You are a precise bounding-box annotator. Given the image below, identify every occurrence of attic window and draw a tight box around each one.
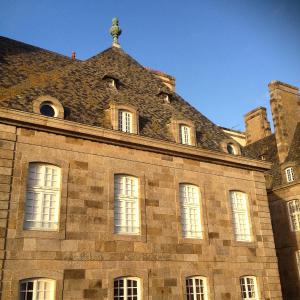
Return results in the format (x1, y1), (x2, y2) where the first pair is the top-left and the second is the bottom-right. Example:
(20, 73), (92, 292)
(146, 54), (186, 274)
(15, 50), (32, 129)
(260, 154), (266, 161)
(40, 102), (57, 117)
(227, 143), (237, 155)
(103, 75), (119, 89)
(33, 96), (64, 119)
(159, 92), (171, 104)
(285, 167), (295, 183)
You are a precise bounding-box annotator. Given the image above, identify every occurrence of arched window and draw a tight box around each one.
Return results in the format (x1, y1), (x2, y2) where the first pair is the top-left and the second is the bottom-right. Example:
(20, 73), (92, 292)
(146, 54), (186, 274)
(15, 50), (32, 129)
(240, 276), (259, 300)
(180, 125), (191, 145)
(180, 184), (202, 239)
(24, 163), (61, 230)
(114, 175), (140, 234)
(230, 191), (252, 241)
(185, 276), (208, 300)
(19, 278), (55, 300)
(227, 143), (236, 155)
(287, 199), (300, 231)
(114, 277), (140, 300)
(118, 110), (132, 133)
(285, 167), (295, 183)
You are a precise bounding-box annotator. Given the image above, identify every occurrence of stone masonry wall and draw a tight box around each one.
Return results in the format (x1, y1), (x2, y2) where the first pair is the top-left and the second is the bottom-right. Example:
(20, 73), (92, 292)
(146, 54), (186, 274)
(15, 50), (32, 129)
(269, 184), (300, 300)
(0, 127), (282, 299)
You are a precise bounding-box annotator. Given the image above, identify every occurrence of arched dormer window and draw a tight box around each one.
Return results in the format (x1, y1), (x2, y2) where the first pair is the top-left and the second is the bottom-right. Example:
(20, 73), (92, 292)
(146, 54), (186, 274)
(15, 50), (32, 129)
(33, 96), (64, 119)
(102, 75), (120, 89)
(106, 103), (139, 134)
(169, 119), (196, 146)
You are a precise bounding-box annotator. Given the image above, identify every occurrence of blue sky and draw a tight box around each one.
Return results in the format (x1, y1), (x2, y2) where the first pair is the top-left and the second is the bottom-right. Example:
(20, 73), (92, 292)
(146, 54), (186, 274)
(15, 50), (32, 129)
(1, 0), (300, 131)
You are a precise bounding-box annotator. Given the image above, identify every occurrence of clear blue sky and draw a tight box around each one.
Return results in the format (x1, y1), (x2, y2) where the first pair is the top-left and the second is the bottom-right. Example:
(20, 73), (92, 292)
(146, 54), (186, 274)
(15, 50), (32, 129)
(1, 0), (300, 131)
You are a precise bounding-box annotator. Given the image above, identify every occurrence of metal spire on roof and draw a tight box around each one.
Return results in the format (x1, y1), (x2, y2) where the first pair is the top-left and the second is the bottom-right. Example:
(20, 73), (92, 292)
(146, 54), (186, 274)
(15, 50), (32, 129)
(109, 17), (122, 48)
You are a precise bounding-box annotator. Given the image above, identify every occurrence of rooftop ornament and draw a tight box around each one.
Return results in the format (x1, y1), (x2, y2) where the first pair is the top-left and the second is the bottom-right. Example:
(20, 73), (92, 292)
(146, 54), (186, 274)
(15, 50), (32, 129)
(110, 17), (122, 48)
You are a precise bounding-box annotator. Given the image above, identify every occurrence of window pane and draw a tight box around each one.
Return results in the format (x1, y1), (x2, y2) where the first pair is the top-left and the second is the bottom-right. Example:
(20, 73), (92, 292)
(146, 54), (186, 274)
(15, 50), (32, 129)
(230, 191), (251, 241)
(114, 277), (140, 300)
(180, 125), (191, 145)
(24, 164), (61, 231)
(114, 175), (140, 234)
(20, 279), (54, 300)
(240, 276), (258, 300)
(288, 200), (300, 231)
(185, 276), (207, 300)
(180, 184), (202, 238)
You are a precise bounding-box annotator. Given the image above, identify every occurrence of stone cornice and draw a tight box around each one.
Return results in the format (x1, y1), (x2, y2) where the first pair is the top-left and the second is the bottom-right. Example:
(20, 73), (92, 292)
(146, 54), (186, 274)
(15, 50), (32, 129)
(0, 108), (271, 171)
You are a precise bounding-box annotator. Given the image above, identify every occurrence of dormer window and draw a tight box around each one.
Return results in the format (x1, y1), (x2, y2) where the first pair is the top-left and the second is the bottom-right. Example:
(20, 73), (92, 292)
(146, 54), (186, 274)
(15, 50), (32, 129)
(285, 167), (295, 183)
(227, 143), (236, 155)
(180, 124), (191, 145)
(33, 95), (64, 119)
(103, 75), (119, 89)
(106, 103), (139, 134)
(118, 110), (132, 133)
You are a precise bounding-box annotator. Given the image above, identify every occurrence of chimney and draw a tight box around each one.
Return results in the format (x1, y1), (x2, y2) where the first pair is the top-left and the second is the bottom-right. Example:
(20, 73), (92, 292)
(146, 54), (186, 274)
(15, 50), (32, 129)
(145, 67), (176, 92)
(72, 51), (76, 60)
(269, 80), (300, 163)
(244, 106), (271, 145)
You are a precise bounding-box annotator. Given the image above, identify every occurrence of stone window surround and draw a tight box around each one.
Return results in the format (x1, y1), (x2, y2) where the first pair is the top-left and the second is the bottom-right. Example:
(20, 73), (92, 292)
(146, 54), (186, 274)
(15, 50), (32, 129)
(180, 269), (212, 300)
(220, 138), (241, 156)
(33, 95), (64, 119)
(239, 275), (260, 300)
(169, 118), (196, 146)
(225, 186), (257, 247)
(108, 103), (139, 134)
(107, 268), (148, 300)
(15, 157), (68, 240)
(107, 168), (146, 243)
(10, 270), (63, 300)
(287, 199), (300, 232)
(175, 179), (208, 245)
(281, 162), (297, 184)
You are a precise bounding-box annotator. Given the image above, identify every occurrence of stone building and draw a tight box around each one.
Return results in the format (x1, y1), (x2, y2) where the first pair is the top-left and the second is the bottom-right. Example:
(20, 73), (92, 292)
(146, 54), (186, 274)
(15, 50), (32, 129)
(244, 81), (300, 300)
(0, 21), (283, 299)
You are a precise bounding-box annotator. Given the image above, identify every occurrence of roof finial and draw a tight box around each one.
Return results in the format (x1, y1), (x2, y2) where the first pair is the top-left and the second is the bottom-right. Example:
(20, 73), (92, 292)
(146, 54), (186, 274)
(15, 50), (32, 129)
(110, 17), (122, 48)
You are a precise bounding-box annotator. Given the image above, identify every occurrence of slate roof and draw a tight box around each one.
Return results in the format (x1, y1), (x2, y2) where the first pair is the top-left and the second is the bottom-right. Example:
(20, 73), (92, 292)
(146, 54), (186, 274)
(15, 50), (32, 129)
(0, 36), (235, 152)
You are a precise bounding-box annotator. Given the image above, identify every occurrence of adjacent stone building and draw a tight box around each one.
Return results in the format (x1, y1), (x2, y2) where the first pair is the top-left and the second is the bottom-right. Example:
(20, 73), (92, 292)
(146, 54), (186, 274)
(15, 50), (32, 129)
(0, 24), (283, 299)
(244, 81), (300, 300)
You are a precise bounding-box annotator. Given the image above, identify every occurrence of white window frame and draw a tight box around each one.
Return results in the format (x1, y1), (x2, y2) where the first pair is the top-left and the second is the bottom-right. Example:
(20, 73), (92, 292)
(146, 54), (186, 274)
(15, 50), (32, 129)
(24, 163), (61, 231)
(285, 167), (295, 183)
(240, 276), (259, 300)
(19, 278), (55, 300)
(296, 250), (300, 278)
(114, 175), (140, 235)
(180, 184), (203, 239)
(230, 191), (252, 242)
(114, 277), (140, 300)
(118, 110), (132, 133)
(180, 125), (191, 145)
(185, 276), (208, 300)
(288, 199), (300, 232)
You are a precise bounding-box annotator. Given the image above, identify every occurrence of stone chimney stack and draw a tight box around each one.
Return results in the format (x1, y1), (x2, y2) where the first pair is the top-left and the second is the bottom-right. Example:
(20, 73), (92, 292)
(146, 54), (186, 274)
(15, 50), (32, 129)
(244, 106), (271, 145)
(269, 80), (300, 163)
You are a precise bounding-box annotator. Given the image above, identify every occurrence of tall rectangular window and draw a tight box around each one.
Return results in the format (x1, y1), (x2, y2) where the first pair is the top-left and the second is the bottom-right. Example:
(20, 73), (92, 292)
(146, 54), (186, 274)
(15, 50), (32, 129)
(118, 110), (132, 133)
(285, 167), (295, 182)
(288, 199), (300, 231)
(20, 278), (55, 300)
(24, 163), (61, 230)
(230, 191), (251, 241)
(114, 175), (140, 234)
(180, 125), (191, 145)
(185, 276), (208, 300)
(296, 250), (300, 278)
(114, 277), (140, 300)
(180, 184), (202, 239)
(240, 276), (259, 300)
